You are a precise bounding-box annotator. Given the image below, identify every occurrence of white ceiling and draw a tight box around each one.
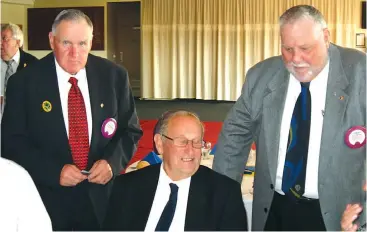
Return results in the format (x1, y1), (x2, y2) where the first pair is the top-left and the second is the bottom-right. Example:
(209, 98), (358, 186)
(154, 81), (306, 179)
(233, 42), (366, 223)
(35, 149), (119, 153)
(0, 0), (34, 5)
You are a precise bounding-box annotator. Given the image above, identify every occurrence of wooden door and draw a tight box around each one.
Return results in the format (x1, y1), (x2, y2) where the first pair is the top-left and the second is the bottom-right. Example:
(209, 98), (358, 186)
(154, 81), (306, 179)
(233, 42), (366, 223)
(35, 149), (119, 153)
(107, 2), (141, 97)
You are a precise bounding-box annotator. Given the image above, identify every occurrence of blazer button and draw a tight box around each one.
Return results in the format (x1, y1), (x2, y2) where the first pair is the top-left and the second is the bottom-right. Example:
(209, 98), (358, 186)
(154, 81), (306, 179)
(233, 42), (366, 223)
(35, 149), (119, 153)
(270, 184), (274, 189)
(264, 208), (268, 213)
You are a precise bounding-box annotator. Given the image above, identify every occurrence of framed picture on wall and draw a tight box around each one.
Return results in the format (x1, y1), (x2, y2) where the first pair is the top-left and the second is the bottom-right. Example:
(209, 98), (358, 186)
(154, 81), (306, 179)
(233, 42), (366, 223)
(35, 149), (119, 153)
(27, 7), (104, 50)
(356, 33), (366, 48)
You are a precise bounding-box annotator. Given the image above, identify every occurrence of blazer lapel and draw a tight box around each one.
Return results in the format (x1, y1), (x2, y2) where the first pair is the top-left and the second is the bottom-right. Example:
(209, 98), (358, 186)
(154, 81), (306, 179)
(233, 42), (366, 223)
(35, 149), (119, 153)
(134, 165), (161, 229)
(40, 53), (71, 160)
(319, 45), (349, 158)
(185, 167), (209, 230)
(262, 67), (289, 183)
(85, 57), (104, 167)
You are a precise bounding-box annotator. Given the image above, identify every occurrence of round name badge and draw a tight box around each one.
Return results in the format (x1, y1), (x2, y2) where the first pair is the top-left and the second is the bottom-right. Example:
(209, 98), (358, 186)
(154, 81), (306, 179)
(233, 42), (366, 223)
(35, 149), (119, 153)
(344, 126), (366, 149)
(101, 118), (117, 138)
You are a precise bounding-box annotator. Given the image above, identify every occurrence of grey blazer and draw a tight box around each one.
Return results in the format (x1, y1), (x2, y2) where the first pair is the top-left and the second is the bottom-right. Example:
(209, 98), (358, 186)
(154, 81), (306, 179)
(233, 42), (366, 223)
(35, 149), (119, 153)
(213, 44), (366, 231)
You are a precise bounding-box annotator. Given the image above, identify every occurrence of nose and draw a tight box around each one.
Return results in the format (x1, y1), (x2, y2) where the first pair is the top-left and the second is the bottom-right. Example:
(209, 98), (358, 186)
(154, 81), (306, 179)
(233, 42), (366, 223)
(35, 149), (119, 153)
(70, 45), (79, 58)
(184, 141), (196, 153)
(292, 49), (303, 64)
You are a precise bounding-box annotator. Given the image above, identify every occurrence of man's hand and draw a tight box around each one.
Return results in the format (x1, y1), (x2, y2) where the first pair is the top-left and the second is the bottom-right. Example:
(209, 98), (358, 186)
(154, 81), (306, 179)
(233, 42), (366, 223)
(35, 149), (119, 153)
(88, 159), (113, 185)
(341, 182), (366, 231)
(60, 164), (87, 186)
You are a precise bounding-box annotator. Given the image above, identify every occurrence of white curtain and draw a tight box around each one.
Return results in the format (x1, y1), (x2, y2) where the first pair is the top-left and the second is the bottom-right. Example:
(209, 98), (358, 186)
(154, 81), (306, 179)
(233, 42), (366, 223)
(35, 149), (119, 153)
(141, 0), (360, 100)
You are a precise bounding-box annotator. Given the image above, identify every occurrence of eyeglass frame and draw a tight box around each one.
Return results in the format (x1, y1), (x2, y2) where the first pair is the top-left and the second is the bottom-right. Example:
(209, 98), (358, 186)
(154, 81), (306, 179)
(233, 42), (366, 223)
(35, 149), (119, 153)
(0, 36), (16, 43)
(161, 134), (205, 149)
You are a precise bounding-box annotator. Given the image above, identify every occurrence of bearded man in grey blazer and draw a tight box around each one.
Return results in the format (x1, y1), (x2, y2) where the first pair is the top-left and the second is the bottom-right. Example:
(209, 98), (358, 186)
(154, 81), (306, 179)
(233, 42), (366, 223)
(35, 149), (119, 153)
(213, 5), (366, 231)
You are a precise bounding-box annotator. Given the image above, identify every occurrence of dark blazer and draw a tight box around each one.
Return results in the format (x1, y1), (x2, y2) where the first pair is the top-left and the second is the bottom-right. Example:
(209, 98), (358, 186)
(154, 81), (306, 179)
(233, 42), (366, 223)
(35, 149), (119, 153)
(1, 52), (143, 227)
(17, 49), (38, 71)
(102, 164), (248, 231)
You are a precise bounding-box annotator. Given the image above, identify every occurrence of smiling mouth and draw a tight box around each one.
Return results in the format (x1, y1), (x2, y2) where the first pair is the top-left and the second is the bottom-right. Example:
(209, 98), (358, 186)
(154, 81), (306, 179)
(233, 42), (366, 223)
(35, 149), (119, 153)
(181, 158), (194, 162)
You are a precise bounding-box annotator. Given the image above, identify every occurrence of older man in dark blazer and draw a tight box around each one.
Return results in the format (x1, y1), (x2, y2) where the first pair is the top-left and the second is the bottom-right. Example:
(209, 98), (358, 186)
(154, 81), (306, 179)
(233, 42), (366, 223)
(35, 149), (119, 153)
(1, 23), (38, 109)
(1, 9), (142, 231)
(102, 110), (247, 231)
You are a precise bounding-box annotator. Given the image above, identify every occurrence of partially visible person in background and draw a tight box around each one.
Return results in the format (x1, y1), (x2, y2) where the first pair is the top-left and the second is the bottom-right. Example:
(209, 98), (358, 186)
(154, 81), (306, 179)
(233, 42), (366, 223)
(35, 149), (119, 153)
(0, 157), (52, 232)
(1, 23), (38, 110)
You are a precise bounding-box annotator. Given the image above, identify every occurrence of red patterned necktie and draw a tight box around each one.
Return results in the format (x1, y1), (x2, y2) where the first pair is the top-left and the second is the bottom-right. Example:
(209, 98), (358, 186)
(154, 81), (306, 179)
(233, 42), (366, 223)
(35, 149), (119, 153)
(68, 77), (89, 170)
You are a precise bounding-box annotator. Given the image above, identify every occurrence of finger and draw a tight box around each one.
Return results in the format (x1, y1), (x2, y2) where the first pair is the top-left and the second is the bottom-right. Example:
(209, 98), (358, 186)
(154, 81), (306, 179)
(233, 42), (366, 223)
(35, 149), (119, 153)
(89, 160), (100, 174)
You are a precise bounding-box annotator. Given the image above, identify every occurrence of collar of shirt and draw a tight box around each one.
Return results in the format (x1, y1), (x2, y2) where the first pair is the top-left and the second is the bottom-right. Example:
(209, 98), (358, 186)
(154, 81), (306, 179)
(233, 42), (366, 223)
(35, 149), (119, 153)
(158, 164), (191, 188)
(1, 49), (20, 68)
(54, 58), (87, 85)
(12, 49), (20, 65)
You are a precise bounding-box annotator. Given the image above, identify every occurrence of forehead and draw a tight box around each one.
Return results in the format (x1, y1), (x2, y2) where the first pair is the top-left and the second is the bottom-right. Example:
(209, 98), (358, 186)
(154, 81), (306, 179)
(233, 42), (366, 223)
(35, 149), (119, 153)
(55, 20), (92, 40)
(1, 29), (13, 37)
(167, 115), (202, 137)
(280, 18), (321, 45)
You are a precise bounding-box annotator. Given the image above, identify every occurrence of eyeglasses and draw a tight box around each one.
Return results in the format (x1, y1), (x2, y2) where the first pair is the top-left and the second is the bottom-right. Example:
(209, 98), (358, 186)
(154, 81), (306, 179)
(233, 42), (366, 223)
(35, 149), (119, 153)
(161, 134), (204, 149)
(0, 37), (15, 43)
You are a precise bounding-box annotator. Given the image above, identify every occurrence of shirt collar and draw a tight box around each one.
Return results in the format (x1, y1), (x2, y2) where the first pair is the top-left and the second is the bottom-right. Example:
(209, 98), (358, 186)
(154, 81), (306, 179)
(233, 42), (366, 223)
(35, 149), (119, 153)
(159, 164), (191, 189)
(290, 60), (330, 89)
(2, 49), (20, 65)
(54, 58), (87, 84)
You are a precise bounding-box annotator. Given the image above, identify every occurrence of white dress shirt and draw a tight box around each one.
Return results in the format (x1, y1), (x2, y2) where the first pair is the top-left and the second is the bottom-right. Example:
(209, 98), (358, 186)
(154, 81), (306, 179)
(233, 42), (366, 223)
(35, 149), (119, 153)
(275, 62), (329, 198)
(55, 59), (92, 143)
(145, 165), (191, 232)
(1, 49), (20, 96)
(0, 157), (53, 232)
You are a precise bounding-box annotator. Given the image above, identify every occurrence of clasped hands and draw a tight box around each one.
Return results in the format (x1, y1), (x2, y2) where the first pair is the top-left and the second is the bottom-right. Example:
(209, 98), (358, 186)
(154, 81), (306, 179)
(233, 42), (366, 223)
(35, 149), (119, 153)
(60, 159), (113, 186)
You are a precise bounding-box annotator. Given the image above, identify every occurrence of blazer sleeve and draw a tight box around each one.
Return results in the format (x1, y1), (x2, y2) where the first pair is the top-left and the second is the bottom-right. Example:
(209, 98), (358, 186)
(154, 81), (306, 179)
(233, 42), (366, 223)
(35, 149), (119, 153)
(212, 68), (257, 183)
(101, 66), (143, 175)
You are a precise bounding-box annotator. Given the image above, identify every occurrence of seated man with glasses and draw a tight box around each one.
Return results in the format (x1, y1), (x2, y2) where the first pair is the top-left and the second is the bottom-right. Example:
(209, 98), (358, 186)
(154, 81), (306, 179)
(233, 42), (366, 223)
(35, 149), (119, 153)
(103, 110), (248, 231)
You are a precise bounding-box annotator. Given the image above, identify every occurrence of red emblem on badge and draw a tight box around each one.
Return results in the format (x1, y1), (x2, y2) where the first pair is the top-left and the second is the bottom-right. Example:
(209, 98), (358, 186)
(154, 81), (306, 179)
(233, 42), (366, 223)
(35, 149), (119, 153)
(344, 126), (366, 149)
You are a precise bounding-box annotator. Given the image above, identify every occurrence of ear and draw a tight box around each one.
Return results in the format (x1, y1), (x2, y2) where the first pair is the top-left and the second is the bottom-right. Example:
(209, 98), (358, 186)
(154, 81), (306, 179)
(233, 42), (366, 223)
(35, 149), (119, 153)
(154, 134), (164, 155)
(323, 28), (330, 48)
(48, 32), (55, 50)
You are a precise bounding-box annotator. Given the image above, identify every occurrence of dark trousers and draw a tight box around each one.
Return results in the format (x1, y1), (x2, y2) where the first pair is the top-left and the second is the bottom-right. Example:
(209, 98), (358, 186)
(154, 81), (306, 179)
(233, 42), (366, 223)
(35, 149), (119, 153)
(49, 181), (100, 231)
(264, 192), (326, 231)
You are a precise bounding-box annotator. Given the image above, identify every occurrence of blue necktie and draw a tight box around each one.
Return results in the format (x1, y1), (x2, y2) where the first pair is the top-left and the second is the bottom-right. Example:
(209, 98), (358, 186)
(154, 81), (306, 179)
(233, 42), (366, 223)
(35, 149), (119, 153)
(282, 82), (311, 199)
(155, 183), (179, 231)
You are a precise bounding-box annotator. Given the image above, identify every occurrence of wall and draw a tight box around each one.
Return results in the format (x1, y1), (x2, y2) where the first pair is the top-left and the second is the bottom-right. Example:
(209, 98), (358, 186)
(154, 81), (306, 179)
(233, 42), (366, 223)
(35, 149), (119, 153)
(1, 1), (33, 52)
(0, 0), (140, 59)
(1, 0), (365, 58)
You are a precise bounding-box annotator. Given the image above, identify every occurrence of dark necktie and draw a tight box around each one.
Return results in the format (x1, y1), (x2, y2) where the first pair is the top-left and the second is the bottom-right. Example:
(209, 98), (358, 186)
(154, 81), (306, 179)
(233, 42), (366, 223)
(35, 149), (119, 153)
(282, 82), (311, 199)
(68, 77), (89, 170)
(155, 183), (179, 231)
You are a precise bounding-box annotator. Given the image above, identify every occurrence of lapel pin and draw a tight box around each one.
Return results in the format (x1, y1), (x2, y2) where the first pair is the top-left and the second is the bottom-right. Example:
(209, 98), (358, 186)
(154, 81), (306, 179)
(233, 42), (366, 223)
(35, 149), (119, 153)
(339, 96), (344, 100)
(24, 63), (27, 68)
(100, 103), (104, 108)
(42, 100), (52, 112)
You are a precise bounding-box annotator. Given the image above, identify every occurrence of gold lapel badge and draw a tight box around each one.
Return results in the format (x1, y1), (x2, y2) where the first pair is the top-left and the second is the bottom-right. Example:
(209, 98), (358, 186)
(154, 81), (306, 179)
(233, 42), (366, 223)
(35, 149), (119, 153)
(42, 101), (52, 112)
(101, 103), (104, 108)
(24, 63), (27, 68)
(339, 96), (344, 101)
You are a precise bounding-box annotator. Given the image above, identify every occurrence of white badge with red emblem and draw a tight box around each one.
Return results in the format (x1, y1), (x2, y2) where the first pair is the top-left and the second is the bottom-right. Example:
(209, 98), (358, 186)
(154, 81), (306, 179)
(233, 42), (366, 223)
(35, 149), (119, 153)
(344, 126), (366, 149)
(101, 118), (117, 138)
